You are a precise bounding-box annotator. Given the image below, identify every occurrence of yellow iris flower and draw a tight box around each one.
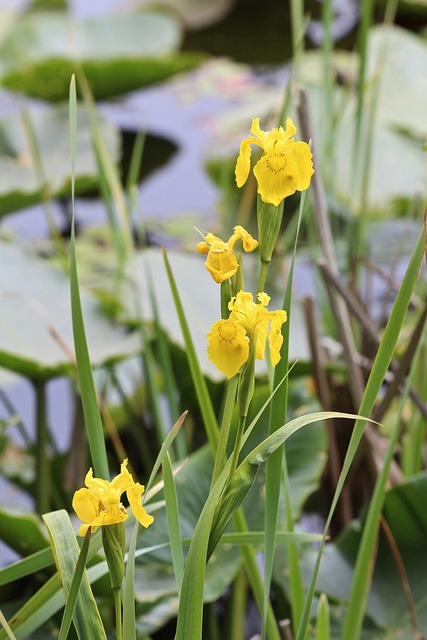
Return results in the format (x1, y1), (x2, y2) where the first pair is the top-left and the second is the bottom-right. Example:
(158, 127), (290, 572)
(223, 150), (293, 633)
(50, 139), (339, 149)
(197, 225), (258, 284)
(72, 459), (154, 536)
(235, 117), (314, 206)
(207, 291), (287, 379)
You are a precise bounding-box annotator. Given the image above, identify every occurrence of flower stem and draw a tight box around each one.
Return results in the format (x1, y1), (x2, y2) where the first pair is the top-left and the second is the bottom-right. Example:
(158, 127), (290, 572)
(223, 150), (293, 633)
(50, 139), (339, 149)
(113, 587), (123, 640)
(257, 259), (270, 293)
(35, 380), (50, 514)
(227, 413), (247, 482)
(211, 375), (239, 488)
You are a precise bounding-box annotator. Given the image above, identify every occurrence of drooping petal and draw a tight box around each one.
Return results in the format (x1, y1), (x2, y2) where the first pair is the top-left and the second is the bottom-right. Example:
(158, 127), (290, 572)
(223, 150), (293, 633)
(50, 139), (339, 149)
(126, 482), (154, 528)
(268, 310), (287, 365)
(286, 141), (314, 191)
(230, 225), (258, 252)
(235, 135), (262, 188)
(253, 153), (299, 205)
(207, 319), (249, 379)
(205, 239), (239, 283)
(72, 487), (100, 525)
(235, 137), (252, 188)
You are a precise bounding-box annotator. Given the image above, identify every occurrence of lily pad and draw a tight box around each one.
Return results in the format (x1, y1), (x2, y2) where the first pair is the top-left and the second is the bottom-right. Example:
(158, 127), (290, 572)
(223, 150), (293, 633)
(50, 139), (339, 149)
(0, 103), (119, 217)
(0, 11), (203, 101)
(0, 240), (141, 380)
(131, 0), (235, 29)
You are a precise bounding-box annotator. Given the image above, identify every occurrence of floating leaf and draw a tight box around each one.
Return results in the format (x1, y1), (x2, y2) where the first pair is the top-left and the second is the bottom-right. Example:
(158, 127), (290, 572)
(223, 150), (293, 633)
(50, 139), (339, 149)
(0, 104), (119, 216)
(0, 11), (203, 101)
(0, 241), (140, 380)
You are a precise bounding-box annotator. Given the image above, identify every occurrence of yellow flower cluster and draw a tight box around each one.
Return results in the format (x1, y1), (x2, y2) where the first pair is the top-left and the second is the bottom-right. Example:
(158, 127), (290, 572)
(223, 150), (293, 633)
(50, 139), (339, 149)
(235, 117), (314, 206)
(207, 291), (287, 379)
(72, 459), (153, 536)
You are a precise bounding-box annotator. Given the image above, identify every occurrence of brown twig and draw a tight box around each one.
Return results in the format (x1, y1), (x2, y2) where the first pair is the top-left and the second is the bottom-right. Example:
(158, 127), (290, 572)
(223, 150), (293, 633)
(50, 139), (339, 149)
(380, 516), (426, 640)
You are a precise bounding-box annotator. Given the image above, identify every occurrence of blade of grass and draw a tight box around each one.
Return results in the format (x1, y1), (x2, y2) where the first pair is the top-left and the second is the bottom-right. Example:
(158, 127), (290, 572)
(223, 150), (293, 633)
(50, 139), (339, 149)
(296, 228), (425, 640)
(162, 248), (219, 453)
(342, 246), (426, 639)
(144, 411), (187, 497)
(0, 548), (54, 586)
(0, 574), (63, 640)
(0, 610), (17, 640)
(163, 452), (184, 594)
(215, 531), (323, 545)
(43, 510), (105, 640)
(69, 75), (109, 479)
(122, 521), (138, 640)
(57, 531), (92, 640)
(315, 594), (330, 640)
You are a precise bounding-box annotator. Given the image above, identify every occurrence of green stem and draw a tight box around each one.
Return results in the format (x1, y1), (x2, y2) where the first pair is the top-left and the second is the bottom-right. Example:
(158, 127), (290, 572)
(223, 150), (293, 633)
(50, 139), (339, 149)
(233, 508), (281, 640)
(211, 375), (239, 487)
(227, 414), (247, 483)
(257, 259), (270, 294)
(226, 569), (246, 640)
(35, 380), (49, 514)
(113, 588), (123, 640)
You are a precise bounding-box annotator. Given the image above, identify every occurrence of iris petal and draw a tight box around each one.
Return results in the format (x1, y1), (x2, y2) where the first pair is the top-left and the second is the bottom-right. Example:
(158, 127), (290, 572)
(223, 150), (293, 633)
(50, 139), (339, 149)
(207, 319), (249, 379)
(253, 154), (299, 205)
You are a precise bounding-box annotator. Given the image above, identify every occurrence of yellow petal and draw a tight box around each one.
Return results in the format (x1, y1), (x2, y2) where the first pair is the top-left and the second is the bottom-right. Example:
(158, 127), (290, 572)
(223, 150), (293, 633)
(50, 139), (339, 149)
(253, 153), (299, 206)
(207, 319), (249, 379)
(72, 488), (100, 525)
(254, 316), (269, 360)
(286, 141), (314, 191)
(91, 504), (128, 527)
(126, 482), (154, 528)
(84, 467), (110, 495)
(78, 523), (93, 536)
(205, 240), (239, 283)
(110, 459), (133, 495)
(268, 310), (287, 366)
(231, 225), (258, 252)
(196, 241), (209, 255)
(250, 117), (269, 147)
(283, 117), (297, 140)
(235, 137), (253, 188)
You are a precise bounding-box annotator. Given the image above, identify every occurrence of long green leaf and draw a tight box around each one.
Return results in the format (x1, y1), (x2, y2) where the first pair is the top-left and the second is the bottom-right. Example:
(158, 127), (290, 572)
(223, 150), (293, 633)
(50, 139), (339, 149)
(163, 452), (184, 594)
(144, 411), (187, 496)
(209, 411), (366, 559)
(176, 411), (367, 640)
(122, 521), (138, 640)
(57, 530), (91, 640)
(296, 228), (425, 640)
(315, 594), (330, 640)
(341, 230), (426, 638)
(43, 510), (106, 640)
(0, 548), (53, 586)
(0, 574), (63, 640)
(162, 248), (219, 453)
(69, 75), (109, 479)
